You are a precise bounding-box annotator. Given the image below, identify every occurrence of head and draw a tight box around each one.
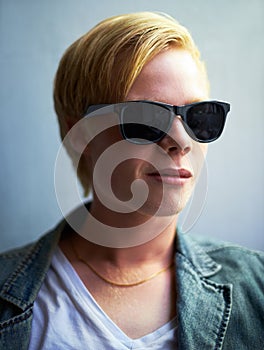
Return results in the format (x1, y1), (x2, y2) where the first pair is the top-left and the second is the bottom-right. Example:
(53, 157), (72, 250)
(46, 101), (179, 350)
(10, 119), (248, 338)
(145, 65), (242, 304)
(53, 12), (209, 196)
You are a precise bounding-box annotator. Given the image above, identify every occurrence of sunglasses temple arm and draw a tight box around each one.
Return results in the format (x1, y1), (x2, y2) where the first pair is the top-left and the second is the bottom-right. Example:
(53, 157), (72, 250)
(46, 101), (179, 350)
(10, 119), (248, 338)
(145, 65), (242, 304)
(86, 104), (110, 114)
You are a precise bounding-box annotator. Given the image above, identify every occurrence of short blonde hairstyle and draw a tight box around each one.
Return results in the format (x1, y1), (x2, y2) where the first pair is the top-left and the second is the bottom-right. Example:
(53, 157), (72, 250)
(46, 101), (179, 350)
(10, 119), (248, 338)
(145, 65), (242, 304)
(54, 12), (208, 196)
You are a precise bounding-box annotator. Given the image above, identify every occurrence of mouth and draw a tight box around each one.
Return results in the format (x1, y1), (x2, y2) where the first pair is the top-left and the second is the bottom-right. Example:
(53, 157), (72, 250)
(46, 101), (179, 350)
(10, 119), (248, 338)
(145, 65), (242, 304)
(146, 168), (193, 185)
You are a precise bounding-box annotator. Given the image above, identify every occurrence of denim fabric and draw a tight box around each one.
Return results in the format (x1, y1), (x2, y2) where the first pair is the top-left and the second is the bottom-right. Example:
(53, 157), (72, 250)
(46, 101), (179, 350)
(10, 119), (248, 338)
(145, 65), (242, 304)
(0, 220), (263, 350)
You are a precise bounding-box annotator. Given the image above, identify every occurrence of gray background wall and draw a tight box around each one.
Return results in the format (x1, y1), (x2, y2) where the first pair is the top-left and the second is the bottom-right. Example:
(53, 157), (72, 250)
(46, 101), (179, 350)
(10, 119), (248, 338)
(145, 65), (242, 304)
(0, 0), (263, 252)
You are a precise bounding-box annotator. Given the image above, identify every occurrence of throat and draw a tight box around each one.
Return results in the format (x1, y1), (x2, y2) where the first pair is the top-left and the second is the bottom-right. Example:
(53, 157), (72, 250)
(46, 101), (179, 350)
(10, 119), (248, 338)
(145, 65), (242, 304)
(83, 265), (177, 339)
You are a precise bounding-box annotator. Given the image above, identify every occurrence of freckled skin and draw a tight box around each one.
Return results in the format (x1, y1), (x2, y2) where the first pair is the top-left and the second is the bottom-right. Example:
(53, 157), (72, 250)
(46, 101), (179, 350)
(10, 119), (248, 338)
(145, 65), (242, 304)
(88, 49), (208, 220)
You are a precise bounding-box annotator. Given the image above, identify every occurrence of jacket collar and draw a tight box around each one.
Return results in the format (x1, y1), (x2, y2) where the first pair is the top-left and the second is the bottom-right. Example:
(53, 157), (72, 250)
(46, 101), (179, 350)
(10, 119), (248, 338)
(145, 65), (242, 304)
(176, 232), (222, 277)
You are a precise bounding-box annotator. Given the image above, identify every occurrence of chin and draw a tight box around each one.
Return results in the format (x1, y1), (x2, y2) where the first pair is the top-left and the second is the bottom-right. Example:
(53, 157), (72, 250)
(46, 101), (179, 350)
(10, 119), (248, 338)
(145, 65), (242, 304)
(133, 176), (195, 217)
(136, 190), (192, 218)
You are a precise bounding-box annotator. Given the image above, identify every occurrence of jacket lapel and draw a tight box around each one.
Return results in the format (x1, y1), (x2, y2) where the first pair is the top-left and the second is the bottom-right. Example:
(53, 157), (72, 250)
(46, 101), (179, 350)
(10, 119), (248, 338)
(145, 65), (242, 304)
(176, 233), (232, 350)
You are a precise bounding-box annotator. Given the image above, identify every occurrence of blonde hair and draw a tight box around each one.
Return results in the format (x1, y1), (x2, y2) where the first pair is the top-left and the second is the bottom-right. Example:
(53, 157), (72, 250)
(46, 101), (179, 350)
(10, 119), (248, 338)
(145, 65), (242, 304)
(54, 11), (208, 195)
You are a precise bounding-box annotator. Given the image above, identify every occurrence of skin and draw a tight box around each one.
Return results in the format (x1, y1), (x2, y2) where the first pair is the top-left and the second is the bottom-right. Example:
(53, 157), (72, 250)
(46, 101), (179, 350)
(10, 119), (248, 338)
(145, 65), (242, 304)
(87, 49), (208, 221)
(60, 48), (209, 338)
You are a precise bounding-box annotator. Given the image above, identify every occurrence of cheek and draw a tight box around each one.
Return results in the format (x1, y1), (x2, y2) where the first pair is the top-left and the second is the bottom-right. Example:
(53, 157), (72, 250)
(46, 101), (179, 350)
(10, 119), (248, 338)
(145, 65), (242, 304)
(110, 144), (155, 201)
(111, 157), (148, 179)
(88, 127), (121, 164)
(108, 158), (150, 202)
(89, 136), (153, 195)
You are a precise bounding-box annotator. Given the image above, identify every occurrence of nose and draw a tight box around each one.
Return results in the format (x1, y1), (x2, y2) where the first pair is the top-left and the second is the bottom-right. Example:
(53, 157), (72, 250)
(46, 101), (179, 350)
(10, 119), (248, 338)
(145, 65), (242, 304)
(157, 116), (192, 156)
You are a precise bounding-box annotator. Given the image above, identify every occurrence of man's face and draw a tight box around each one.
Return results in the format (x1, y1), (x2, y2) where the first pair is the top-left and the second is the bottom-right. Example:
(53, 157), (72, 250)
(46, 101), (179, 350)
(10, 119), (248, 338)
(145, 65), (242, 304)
(87, 49), (209, 218)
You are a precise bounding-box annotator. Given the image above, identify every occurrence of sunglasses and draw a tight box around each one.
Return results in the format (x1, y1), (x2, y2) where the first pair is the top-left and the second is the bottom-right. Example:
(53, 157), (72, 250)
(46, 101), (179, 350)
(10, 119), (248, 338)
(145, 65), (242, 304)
(85, 100), (230, 144)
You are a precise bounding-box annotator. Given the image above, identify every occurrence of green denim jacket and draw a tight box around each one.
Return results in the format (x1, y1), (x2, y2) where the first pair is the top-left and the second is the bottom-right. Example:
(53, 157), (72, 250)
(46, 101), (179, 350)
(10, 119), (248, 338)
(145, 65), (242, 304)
(0, 220), (263, 349)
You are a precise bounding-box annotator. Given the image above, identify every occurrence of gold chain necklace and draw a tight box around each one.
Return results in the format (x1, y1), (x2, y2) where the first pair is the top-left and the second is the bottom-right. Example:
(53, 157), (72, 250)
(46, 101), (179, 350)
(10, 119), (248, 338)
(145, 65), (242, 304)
(72, 242), (174, 287)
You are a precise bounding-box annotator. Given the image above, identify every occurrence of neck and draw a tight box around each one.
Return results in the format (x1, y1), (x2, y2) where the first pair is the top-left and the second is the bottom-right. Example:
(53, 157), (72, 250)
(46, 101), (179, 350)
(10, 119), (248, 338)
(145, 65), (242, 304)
(73, 222), (177, 268)
(68, 199), (178, 268)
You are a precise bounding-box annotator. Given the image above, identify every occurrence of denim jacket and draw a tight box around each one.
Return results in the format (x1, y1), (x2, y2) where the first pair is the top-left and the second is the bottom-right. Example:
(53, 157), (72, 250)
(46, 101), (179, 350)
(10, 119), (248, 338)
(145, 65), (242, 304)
(0, 219), (263, 350)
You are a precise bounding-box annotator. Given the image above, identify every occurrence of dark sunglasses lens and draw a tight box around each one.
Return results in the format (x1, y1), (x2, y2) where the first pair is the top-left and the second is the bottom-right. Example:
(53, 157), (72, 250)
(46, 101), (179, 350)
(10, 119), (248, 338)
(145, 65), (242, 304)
(121, 102), (171, 143)
(186, 102), (225, 141)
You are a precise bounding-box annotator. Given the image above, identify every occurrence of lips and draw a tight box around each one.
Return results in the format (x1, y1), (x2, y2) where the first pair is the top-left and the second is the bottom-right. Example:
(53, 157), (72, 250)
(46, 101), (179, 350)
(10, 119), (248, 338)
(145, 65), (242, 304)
(146, 168), (192, 185)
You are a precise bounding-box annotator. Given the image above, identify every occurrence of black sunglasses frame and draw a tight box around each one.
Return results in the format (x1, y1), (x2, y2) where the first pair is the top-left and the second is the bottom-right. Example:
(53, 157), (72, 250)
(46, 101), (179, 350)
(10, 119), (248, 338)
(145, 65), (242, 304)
(85, 100), (230, 144)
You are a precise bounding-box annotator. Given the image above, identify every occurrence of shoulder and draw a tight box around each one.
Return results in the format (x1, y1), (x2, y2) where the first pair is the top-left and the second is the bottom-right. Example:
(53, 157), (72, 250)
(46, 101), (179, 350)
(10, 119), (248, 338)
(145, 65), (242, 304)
(177, 232), (264, 281)
(188, 234), (264, 286)
(0, 223), (63, 291)
(190, 234), (264, 264)
(180, 233), (264, 331)
(0, 242), (37, 286)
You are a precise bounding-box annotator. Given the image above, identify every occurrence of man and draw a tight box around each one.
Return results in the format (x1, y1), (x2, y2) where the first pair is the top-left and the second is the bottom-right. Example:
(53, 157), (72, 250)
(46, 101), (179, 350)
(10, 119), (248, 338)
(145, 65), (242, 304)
(0, 12), (263, 350)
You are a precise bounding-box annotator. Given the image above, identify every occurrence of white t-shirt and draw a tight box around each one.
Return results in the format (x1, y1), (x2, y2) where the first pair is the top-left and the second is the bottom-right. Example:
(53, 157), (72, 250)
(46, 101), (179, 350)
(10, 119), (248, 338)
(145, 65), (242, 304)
(29, 247), (178, 349)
